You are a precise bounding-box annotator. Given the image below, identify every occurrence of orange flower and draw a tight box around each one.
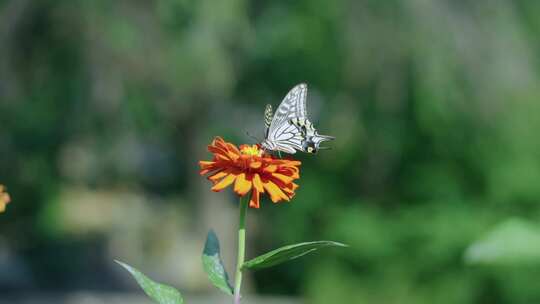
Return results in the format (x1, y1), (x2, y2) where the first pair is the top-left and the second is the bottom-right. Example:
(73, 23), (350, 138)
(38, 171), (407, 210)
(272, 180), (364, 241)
(199, 137), (301, 208)
(0, 185), (11, 213)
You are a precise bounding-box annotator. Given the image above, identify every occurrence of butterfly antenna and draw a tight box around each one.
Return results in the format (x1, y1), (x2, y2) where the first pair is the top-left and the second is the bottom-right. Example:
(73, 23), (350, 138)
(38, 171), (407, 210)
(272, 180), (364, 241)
(245, 131), (261, 143)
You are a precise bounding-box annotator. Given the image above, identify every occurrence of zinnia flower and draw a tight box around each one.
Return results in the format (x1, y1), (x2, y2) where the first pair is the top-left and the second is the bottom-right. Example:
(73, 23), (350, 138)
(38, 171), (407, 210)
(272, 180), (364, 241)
(0, 185), (11, 213)
(199, 137), (301, 208)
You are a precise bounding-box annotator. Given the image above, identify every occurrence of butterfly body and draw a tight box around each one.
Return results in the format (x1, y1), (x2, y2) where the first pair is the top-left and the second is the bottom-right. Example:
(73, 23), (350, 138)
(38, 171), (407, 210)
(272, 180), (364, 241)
(261, 83), (334, 154)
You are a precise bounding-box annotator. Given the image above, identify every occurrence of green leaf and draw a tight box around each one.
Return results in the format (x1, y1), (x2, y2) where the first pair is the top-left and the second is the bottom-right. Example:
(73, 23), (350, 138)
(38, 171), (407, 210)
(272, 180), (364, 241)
(243, 241), (348, 270)
(465, 218), (540, 265)
(201, 230), (233, 295)
(116, 260), (184, 304)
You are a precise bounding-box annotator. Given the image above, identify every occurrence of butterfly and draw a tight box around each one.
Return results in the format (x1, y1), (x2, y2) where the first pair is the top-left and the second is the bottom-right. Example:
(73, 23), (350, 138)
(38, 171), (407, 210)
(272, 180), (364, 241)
(261, 83), (334, 154)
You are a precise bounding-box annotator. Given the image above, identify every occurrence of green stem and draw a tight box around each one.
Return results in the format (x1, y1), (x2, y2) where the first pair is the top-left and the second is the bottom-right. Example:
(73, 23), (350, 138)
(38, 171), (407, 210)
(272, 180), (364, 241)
(233, 195), (249, 304)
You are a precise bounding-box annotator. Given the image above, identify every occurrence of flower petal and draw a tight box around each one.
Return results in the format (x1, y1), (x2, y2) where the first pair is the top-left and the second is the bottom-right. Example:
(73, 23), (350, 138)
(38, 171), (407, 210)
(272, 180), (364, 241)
(281, 182), (299, 196)
(200, 137), (301, 208)
(250, 161), (262, 169)
(208, 145), (232, 159)
(234, 173), (252, 196)
(199, 160), (215, 168)
(211, 173), (237, 192)
(208, 170), (228, 182)
(263, 165), (278, 173)
(215, 138), (240, 160)
(213, 137), (225, 144)
(271, 173), (294, 185)
(249, 188), (260, 208)
(276, 166), (300, 179)
(252, 173), (264, 193)
(199, 161), (217, 175)
(263, 180), (290, 203)
(226, 142), (240, 155)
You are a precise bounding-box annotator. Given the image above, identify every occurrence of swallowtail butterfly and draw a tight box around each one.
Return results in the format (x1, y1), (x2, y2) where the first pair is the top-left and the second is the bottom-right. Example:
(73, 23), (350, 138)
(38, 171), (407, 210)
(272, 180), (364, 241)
(261, 83), (334, 154)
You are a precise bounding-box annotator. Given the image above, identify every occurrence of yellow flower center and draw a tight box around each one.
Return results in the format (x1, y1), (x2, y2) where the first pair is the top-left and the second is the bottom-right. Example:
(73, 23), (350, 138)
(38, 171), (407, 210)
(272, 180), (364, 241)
(241, 145), (262, 157)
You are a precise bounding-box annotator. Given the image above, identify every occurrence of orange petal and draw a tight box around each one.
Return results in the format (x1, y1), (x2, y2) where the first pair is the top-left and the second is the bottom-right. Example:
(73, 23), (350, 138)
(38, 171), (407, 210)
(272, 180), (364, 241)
(234, 173), (252, 196)
(208, 170), (228, 182)
(199, 160), (215, 168)
(226, 142), (241, 155)
(213, 137), (232, 151)
(271, 173), (294, 185)
(200, 169), (211, 175)
(263, 181), (290, 203)
(211, 173), (237, 192)
(249, 188), (260, 208)
(208, 145), (232, 159)
(252, 173), (264, 193)
(264, 165), (278, 173)
(267, 175), (292, 190)
(199, 161), (217, 175)
(281, 188), (292, 196)
(228, 152), (240, 161)
(214, 153), (233, 162)
(250, 161), (262, 169)
(281, 183), (298, 196)
(283, 182), (299, 192)
(213, 137), (225, 144)
(287, 160), (301, 166)
(277, 166), (300, 177)
(214, 139), (240, 160)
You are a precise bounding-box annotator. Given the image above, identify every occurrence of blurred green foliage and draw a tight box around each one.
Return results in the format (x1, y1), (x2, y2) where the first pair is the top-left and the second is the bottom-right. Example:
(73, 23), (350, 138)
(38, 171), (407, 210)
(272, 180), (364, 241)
(465, 218), (540, 266)
(2, 0), (540, 303)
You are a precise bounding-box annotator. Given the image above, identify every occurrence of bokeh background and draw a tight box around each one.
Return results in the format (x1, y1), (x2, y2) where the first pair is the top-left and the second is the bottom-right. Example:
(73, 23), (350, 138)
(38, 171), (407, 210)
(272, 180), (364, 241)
(3, 0), (540, 303)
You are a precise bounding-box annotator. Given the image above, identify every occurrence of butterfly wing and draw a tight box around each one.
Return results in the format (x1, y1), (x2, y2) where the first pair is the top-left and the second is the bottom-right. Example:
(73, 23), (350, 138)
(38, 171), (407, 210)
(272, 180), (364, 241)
(264, 104), (273, 137)
(269, 120), (305, 153)
(270, 83), (307, 128)
(264, 84), (308, 153)
(263, 83), (334, 154)
(292, 118), (335, 153)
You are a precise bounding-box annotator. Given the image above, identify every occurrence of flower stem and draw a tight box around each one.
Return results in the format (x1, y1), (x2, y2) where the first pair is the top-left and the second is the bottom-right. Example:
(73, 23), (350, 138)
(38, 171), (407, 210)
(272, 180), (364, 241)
(233, 195), (249, 304)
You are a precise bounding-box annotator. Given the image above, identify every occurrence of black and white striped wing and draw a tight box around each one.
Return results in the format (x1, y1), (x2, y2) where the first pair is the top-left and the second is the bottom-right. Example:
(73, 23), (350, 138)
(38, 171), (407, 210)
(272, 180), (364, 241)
(269, 83), (307, 128)
(265, 84), (308, 154)
(268, 121), (305, 154)
(264, 104), (273, 136)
